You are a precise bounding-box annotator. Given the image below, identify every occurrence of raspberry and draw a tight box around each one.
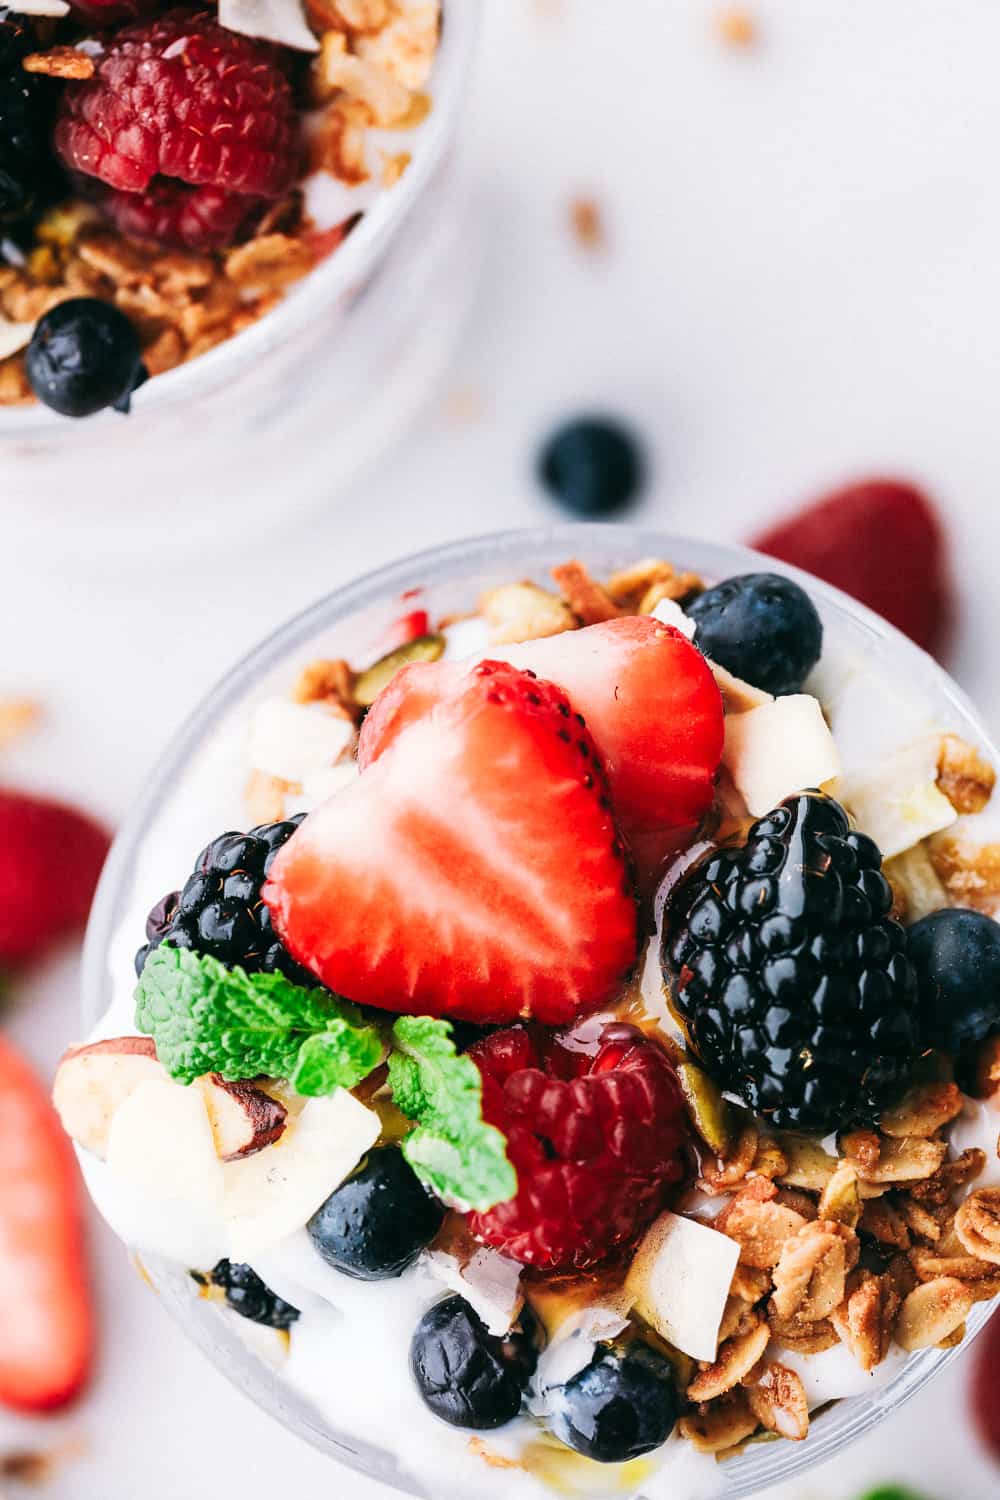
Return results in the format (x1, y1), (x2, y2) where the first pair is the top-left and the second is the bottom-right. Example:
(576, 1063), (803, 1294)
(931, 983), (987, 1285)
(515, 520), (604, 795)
(89, 179), (266, 252)
(54, 9), (300, 249)
(467, 1023), (688, 1270)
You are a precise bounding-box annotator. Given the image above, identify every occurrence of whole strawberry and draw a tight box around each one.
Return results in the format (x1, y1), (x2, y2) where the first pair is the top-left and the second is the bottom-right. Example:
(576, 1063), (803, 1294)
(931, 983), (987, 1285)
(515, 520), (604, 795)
(467, 1023), (688, 1269)
(0, 790), (110, 965)
(54, 8), (301, 251)
(752, 479), (953, 658)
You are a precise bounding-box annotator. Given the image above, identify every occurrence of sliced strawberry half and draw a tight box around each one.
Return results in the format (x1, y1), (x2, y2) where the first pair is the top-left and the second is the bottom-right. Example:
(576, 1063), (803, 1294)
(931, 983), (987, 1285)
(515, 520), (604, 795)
(752, 478), (953, 657)
(264, 662), (638, 1025)
(0, 1037), (93, 1412)
(360, 616), (725, 845)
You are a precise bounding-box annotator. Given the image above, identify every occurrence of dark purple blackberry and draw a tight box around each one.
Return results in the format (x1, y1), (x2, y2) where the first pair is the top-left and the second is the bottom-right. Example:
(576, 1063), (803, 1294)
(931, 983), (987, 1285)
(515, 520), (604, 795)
(135, 816), (316, 985)
(661, 791), (917, 1132)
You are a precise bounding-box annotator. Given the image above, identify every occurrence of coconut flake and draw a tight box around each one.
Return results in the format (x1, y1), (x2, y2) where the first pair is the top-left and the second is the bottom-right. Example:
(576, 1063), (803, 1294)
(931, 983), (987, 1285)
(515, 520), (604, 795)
(651, 596), (697, 640)
(10, 0), (69, 14)
(425, 1247), (523, 1335)
(219, 0), (319, 52)
(0, 319), (35, 361)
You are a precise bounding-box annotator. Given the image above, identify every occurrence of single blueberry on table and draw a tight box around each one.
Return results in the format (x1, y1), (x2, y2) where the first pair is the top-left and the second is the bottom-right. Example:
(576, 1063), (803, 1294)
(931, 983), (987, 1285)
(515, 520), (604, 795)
(537, 416), (644, 516)
(908, 906), (1000, 1054)
(686, 572), (823, 696)
(308, 1145), (446, 1281)
(547, 1342), (678, 1463)
(411, 1294), (538, 1430)
(25, 298), (146, 418)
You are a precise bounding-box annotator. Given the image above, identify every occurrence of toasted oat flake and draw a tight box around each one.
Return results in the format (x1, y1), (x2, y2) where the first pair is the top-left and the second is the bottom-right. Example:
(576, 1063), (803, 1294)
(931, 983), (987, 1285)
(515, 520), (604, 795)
(879, 1082), (964, 1140)
(746, 1362), (808, 1441)
(843, 1133), (946, 1185)
(954, 1187), (1000, 1265)
(550, 560), (623, 626)
(717, 1178), (807, 1270)
(936, 733), (996, 814)
(895, 1276), (973, 1351)
(225, 235), (314, 291)
(313, 29), (413, 122)
(678, 1391), (758, 1454)
(686, 1317), (769, 1402)
(23, 46), (95, 77)
(830, 1271), (899, 1370)
(771, 1220), (856, 1323)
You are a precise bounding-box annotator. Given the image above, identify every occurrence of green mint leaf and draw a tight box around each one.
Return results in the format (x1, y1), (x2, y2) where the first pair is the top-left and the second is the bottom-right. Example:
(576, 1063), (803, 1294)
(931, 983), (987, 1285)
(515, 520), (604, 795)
(135, 944), (383, 1092)
(387, 1015), (516, 1212)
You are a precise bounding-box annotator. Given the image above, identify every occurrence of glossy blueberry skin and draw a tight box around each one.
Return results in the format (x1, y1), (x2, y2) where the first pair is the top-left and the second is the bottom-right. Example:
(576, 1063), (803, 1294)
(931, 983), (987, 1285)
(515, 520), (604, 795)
(411, 1295), (538, 1430)
(537, 416), (644, 516)
(687, 572), (823, 696)
(908, 907), (1000, 1054)
(307, 1147), (446, 1281)
(547, 1343), (678, 1463)
(209, 1260), (299, 1330)
(25, 298), (145, 418)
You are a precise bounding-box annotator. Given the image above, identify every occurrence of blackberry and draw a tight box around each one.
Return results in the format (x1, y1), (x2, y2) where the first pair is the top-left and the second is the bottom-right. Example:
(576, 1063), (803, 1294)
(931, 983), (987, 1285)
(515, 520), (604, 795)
(135, 815), (315, 984)
(0, 12), (62, 227)
(208, 1260), (299, 1330)
(661, 791), (917, 1132)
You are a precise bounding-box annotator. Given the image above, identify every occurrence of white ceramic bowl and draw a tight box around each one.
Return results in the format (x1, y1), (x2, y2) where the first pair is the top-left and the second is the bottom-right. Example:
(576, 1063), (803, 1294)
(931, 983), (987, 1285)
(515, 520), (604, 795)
(81, 524), (1000, 1498)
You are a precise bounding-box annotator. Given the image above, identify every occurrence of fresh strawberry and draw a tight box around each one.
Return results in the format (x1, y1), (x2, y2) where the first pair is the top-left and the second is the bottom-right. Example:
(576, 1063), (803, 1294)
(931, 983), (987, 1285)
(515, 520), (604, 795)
(0, 1037), (93, 1411)
(972, 1296), (1000, 1462)
(467, 1022), (688, 1268)
(0, 790), (110, 966)
(360, 616), (725, 846)
(264, 662), (638, 1025)
(752, 479), (953, 657)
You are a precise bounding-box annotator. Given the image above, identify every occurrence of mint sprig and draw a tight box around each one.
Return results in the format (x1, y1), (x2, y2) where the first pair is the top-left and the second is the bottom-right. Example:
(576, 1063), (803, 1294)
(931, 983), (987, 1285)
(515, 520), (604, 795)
(388, 1016), (516, 1212)
(135, 945), (383, 1095)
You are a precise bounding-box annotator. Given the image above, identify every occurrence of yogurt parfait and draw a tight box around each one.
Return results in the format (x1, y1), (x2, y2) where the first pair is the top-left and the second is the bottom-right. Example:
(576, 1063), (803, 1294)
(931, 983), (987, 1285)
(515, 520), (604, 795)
(56, 532), (1000, 1499)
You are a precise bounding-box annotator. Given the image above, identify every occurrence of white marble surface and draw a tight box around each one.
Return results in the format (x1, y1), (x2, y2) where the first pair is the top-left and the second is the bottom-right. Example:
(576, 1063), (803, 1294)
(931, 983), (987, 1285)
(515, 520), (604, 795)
(3, 0), (1000, 1495)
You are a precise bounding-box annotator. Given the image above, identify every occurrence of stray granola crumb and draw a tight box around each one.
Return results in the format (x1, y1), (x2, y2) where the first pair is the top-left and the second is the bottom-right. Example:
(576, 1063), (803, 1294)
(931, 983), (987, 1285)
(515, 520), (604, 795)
(22, 47), (95, 79)
(0, 698), (41, 749)
(715, 6), (756, 47)
(380, 150), (412, 188)
(244, 769), (294, 825)
(568, 196), (605, 252)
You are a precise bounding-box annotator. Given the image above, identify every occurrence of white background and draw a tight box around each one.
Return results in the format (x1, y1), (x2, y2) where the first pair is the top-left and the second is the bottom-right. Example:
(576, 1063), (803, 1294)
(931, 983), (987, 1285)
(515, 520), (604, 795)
(2, 1), (1000, 1495)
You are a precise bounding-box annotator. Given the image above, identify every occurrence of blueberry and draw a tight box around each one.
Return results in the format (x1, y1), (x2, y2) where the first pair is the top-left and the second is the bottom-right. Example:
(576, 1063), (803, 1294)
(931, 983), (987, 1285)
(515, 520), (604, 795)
(908, 907), (1000, 1054)
(546, 1343), (678, 1463)
(25, 298), (146, 418)
(411, 1295), (538, 1430)
(307, 1146), (446, 1280)
(687, 572), (823, 696)
(208, 1260), (299, 1331)
(537, 416), (644, 516)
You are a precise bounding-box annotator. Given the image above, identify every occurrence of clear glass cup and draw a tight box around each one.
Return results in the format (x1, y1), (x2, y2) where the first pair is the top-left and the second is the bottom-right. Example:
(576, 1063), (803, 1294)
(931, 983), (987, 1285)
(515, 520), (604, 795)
(80, 524), (1000, 1498)
(1, 1), (482, 567)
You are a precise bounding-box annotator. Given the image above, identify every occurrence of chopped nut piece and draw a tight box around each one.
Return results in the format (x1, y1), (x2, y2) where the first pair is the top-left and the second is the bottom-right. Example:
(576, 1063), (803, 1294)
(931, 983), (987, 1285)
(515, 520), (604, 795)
(928, 835), (1000, 908)
(879, 1082), (963, 1139)
(678, 1390), (758, 1454)
(746, 1362), (808, 1441)
(23, 46), (94, 78)
(830, 1272), (899, 1371)
(954, 1187), (1000, 1265)
(895, 1277), (973, 1351)
(936, 733), (996, 814)
(686, 1318), (770, 1402)
(700, 1123), (758, 1191)
(718, 1178), (807, 1270)
(840, 1128), (880, 1172)
(972, 1036), (1000, 1100)
(817, 1161), (861, 1228)
(771, 1220), (857, 1322)
(550, 560), (623, 625)
(480, 582), (575, 646)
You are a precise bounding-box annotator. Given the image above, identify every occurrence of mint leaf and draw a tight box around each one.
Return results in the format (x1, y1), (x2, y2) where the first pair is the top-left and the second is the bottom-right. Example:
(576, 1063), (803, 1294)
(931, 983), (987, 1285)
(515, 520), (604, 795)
(387, 1016), (516, 1212)
(135, 944), (383, 1094)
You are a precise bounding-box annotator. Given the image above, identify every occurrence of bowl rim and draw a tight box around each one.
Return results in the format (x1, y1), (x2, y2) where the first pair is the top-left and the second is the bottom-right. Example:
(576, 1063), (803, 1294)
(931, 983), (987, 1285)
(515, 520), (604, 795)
(81, 522), (1000, 1499)
(0, 0), (481, 440)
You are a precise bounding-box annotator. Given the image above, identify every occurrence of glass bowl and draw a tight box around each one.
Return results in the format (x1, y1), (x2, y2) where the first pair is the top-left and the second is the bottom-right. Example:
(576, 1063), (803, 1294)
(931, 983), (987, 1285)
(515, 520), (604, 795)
(0, 1), (482, 566)
(80, 523), (1000, 1498)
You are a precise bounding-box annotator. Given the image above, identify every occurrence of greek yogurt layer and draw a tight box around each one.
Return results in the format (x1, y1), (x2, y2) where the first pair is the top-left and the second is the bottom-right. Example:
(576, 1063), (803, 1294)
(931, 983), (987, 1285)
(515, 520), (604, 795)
(57, 555), (1000, 1499)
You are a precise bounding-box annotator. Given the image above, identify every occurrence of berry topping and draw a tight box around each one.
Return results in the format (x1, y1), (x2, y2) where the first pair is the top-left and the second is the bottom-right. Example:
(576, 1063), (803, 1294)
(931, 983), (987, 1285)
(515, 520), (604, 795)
(752, 479), (952, 658)
(209, 1259), (299, 1330)
(410, 1294), (538, 1430)
(0, 11), (61, 227)
(907, 907), (1000, 1055)
(25, 298), (146, 418)
(546, 1341), (678, 1463)
(466, 1023), (687, 1269)
(0, 788), (109, 966)
(264, 662), (638, 1026)
(88, 178), (268, 253)
(360, 616), (725, 854)
(54, 8), (300, 252)
(0, 1037), (93, 1412)
(686, 572), (823, 697)
(136, 816), (315, 985)
(537, 416), (645, 516)
(307, 1145), (446, 1281)
(972, 1299), (1000, 1463)
(662, 792), (918, 1132)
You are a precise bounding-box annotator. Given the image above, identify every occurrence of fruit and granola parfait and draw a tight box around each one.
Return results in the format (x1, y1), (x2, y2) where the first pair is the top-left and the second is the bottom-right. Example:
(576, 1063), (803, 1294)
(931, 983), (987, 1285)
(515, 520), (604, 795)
(54, 546), (1000, 1497)
(0, 0), (441, 416)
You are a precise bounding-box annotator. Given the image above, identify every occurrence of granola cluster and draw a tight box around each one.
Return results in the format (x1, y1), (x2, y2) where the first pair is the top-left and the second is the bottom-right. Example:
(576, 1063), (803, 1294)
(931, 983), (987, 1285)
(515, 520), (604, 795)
(0, 0), (440, 408)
